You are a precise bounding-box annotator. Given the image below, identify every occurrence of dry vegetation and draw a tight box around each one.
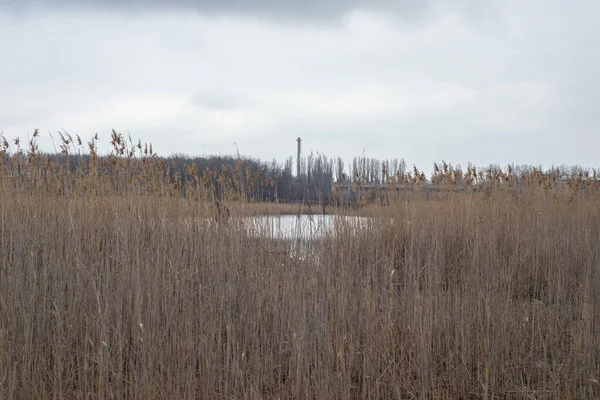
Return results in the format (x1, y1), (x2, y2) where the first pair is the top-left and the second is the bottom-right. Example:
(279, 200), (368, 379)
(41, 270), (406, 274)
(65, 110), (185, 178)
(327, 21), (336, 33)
(1, 132), (599, 399)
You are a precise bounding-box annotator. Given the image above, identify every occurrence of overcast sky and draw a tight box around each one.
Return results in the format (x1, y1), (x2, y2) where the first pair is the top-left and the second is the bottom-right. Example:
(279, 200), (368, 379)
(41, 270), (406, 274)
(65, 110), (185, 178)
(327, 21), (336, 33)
(1, 0), (598, 171)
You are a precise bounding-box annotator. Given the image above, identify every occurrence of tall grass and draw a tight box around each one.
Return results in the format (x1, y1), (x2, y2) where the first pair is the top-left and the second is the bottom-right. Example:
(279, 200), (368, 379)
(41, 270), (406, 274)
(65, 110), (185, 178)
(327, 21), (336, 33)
(0, 133), (599, 398)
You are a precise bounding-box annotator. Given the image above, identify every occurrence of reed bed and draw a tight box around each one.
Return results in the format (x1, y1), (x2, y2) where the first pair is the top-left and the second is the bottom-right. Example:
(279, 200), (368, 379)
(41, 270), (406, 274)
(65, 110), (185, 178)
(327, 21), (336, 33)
(0, 132), (599, 398)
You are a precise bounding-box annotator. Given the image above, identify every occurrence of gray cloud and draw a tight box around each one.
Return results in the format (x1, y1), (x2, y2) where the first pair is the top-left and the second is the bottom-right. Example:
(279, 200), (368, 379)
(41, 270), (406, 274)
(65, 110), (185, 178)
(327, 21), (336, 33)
(190, 90), (244, 111)
(2, 0), (513, 28)
(1, 0), (599, 170)
(3, 0), (431, 21)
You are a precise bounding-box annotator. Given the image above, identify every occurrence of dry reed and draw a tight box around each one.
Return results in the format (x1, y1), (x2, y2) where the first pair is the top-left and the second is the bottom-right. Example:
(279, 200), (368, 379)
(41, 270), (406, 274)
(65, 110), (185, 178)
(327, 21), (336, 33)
(0, 133), (599, 399)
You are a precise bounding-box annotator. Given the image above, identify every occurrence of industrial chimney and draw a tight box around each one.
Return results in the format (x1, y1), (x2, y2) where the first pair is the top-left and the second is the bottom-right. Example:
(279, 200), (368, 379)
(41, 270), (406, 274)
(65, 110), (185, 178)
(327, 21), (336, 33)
(296, 137), (301, 179)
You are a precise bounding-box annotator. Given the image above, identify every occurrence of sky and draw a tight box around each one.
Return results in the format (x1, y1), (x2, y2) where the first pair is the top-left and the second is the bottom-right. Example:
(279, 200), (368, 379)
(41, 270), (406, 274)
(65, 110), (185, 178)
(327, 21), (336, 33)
(0, 0), (598, 171)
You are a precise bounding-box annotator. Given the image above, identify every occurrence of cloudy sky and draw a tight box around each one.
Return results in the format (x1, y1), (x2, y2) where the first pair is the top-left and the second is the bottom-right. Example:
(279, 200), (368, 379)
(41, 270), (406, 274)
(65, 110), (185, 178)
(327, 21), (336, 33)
(0, 0), (598, 171)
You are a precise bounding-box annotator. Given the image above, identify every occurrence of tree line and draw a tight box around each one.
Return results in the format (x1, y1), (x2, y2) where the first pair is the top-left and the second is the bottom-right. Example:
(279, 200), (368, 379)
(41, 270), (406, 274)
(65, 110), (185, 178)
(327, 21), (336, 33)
(1, 131), (596, 204)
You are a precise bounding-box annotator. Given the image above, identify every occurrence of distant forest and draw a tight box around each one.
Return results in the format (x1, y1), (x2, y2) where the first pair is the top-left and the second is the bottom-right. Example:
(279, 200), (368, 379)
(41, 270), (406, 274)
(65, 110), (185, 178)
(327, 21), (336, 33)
(15, 151), (398, 204)
(166, 152), (412, 204)
(1, 131), (595, 204)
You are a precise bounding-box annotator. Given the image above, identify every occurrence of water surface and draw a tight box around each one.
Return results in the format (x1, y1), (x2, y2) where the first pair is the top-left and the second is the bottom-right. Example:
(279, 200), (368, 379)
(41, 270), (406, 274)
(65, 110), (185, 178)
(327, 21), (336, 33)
(241, 214), (372, 241)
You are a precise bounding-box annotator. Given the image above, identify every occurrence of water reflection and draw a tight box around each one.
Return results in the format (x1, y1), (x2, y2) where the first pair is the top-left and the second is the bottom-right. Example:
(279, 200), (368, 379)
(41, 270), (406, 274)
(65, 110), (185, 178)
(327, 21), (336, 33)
(241, 214), (371, 241)
(240, 214), (373, 261)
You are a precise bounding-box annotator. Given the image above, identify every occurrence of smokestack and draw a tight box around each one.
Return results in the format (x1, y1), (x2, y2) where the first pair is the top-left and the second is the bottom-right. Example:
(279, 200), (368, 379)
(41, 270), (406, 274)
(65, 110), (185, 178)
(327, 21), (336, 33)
(296, 137), (301, 178)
